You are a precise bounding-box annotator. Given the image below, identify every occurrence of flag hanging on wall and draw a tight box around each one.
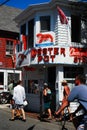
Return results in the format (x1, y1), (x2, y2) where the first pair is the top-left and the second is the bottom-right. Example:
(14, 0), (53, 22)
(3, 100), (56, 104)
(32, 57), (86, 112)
(57, 6), (68, 24)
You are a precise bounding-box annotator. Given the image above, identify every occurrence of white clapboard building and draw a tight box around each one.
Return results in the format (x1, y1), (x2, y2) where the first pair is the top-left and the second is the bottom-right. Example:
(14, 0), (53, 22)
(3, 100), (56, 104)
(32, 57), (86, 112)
(15, 0), (87, 112)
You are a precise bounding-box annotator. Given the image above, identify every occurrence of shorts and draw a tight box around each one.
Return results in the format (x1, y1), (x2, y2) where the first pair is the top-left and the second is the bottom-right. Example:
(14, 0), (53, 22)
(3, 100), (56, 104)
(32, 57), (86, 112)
(12, 104), (24, 109)
(44, 102), (51, 109)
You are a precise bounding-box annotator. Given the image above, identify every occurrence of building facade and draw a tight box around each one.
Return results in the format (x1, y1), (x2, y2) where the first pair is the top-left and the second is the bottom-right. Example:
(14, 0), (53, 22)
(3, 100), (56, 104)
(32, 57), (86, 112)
(0, 5), (22, 91)
(15, 0), (87, 112)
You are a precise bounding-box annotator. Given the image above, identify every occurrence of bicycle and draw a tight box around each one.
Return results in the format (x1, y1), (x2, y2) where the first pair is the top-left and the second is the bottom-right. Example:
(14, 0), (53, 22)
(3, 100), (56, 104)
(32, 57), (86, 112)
(60, 107), (70, 130)
(61, 114), (68, 130)
(58, 105), (87, 130)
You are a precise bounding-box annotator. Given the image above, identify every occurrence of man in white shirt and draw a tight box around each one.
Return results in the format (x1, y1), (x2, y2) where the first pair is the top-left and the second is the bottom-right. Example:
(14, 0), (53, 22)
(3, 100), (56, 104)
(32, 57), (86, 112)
(9, 80), (26, 122)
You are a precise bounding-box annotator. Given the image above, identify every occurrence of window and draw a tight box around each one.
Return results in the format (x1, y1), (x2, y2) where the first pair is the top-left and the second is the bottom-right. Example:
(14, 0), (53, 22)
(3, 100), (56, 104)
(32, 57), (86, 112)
(40, 16), (50, 32)
(28, 19), (34, 48)
(64, 67), (84, 90)
(0, 72), (4, 85)
(71, 15), (81, 42)
(28, 80), (39, 94)
(8, 73), (20, 85)
(16, 42), (22, 52)
(19, 24), (26, 51)
(16, 44), (20, 52)
(21, 24), (26, 35)
(81, 19), (87, 43)
(6, 40), (13, 55)
(64, 67), (84, 78)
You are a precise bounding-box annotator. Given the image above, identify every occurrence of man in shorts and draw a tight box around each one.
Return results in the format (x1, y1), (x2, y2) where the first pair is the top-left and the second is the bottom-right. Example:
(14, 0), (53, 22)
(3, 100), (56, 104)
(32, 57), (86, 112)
(9, 80), (26, 122)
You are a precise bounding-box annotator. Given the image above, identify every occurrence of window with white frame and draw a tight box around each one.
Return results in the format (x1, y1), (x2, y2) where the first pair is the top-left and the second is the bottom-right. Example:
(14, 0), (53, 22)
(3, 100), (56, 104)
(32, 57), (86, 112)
(40, 16), (50, 32)
(6, 40), (14, 55)
(64, 67), (84, 78)
(63, 66), (84, 90)
(28, 80), (39, 94)
(8, 73), (20, 85)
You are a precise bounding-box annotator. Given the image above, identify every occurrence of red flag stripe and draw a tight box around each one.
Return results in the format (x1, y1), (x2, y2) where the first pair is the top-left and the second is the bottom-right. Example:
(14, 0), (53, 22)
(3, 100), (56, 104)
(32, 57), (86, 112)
(22, 35), (27, 50)
(57, 7), (68, 24)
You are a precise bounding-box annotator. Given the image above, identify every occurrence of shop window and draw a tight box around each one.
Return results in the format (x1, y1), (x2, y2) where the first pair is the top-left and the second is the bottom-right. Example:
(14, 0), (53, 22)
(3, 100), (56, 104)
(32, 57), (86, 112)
(8, 73), (20, 85)
(40, 16), (50, 32)
(6, 40), (14, 55)
(71, 15), (81, 43)
(64, 67), (84, 78)
(28, 80), (39, 94)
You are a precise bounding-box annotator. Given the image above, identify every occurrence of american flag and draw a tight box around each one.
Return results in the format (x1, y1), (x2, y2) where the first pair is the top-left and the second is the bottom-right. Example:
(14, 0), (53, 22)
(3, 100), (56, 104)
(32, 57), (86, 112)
(57, 7), (68, 24)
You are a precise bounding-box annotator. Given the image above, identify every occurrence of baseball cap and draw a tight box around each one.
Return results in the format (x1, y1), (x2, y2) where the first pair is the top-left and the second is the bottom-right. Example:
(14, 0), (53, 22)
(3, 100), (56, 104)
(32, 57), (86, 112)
(61, 80), (67, 83)
(44, 83), (48, 86)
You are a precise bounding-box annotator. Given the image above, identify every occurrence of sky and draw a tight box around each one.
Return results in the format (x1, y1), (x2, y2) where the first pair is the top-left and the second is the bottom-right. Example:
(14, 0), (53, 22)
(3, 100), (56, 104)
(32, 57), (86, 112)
(0, 0), (87, 10)
(3, 0), (50, 10)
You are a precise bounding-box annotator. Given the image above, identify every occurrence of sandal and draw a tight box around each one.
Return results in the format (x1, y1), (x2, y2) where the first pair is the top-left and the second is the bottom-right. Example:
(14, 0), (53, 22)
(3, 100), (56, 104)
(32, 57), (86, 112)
(9, 118), (15, 121)
(47, 116), (52, 120)
(22, 119), (26, 122)
(56, 117), (62, 121)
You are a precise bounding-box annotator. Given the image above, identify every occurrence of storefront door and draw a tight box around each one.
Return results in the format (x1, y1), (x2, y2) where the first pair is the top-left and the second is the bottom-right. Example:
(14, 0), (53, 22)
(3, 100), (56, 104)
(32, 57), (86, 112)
(47, 67), (56, 113)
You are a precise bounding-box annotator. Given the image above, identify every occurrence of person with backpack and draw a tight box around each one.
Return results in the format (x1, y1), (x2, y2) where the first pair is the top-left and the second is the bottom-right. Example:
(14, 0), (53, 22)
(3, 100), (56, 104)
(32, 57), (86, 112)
(43, 83), (52, 120)
(55, 80), (71, 121)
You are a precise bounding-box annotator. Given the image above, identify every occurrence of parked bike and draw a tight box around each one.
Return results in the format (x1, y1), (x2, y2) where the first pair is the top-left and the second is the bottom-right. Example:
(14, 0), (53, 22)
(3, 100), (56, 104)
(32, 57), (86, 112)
(0, 91), (10, 104)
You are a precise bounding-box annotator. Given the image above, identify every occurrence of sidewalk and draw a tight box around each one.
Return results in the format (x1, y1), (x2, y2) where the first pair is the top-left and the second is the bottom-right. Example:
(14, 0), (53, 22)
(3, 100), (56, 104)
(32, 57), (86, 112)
(1, 104), (75, 130)
(26, 111), (75, 130)
(26, 111), (39, 119)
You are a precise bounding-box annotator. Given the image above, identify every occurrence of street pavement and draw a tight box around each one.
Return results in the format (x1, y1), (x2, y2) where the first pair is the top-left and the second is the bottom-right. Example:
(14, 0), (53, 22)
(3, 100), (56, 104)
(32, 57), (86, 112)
(0, 104), (75, 130)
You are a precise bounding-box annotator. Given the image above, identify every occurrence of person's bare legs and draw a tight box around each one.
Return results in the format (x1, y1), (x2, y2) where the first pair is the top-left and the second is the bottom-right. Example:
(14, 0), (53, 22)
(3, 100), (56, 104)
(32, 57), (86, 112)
(21, 108), (26, 120)
(9, 109), (15, 121)
(67, 107), (73, 121)
(48, 108), (52, 119)
(55, 101), (68, 115)
(11, 109), (15, 119)
(55, 105), (64, 115)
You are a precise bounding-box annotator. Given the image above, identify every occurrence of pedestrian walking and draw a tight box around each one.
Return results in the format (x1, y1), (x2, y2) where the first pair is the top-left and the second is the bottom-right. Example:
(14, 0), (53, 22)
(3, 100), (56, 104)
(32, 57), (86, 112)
(9, 80), (26, 122)
(43, 83), (52, 120)
(55, 80), (71, 121)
